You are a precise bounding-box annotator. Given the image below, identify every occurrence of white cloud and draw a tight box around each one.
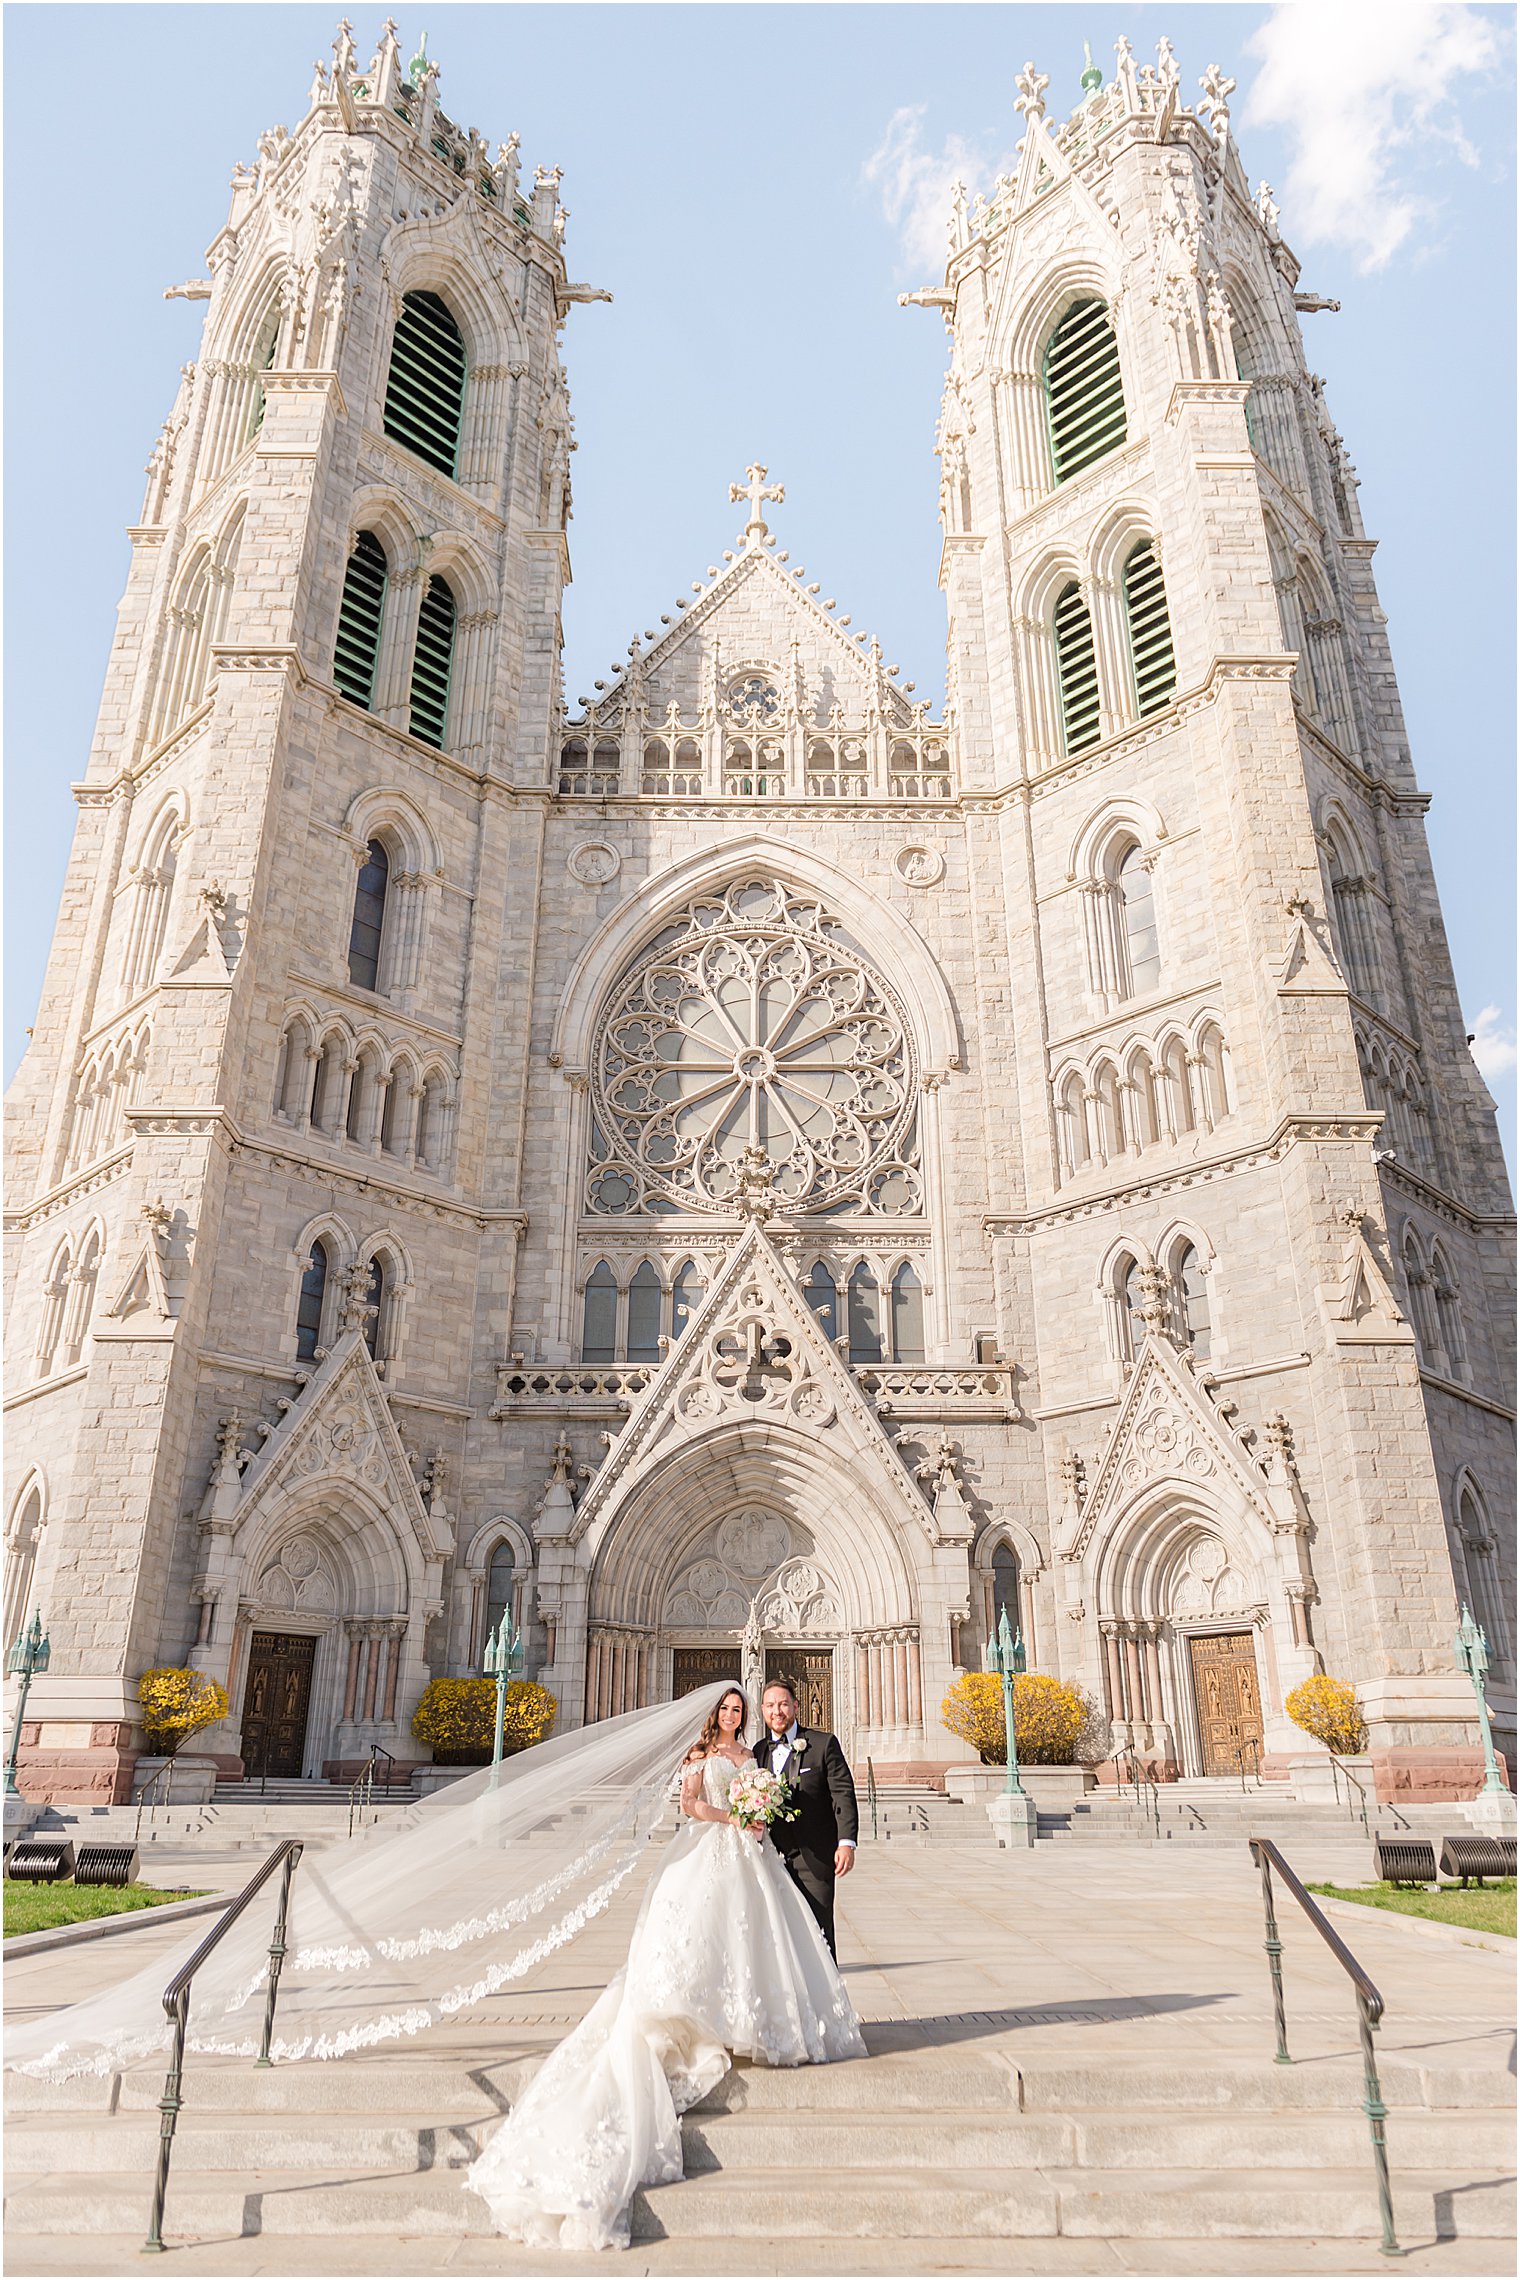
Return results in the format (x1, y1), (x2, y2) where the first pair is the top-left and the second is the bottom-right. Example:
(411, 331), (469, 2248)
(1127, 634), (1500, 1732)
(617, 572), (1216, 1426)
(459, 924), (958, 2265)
(1242, 3), (1503, 272)
(862, 105), (1012, 276)
(1469, 1005), (1518, 1080)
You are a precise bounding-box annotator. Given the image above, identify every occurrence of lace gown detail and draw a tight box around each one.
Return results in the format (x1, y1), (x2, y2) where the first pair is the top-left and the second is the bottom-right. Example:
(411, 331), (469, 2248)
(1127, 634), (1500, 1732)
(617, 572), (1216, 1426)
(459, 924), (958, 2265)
(465, 1751), (865, 2249)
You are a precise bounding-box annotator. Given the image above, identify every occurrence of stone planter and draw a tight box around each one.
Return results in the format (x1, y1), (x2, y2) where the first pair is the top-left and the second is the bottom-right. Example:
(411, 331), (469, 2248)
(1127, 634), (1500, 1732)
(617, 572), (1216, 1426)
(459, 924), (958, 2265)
(944, 1763), (1096, 1809)
(131, 1753), (218, 1805)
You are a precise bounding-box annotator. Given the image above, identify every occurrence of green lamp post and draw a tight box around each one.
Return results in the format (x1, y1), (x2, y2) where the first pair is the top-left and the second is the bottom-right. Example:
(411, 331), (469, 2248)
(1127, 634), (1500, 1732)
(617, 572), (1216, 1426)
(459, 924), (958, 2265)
(5, 1613), (50, 1797)
(988, 1604), (1029, 1797)
(484, 1607), (525, 1785)
(1455, 1605), (1508, 1797)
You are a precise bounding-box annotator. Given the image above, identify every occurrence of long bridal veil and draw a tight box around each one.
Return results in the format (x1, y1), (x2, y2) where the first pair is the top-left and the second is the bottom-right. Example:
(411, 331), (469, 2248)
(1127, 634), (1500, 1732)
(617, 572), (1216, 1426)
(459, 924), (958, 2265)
(6, 1682), (733, 2081)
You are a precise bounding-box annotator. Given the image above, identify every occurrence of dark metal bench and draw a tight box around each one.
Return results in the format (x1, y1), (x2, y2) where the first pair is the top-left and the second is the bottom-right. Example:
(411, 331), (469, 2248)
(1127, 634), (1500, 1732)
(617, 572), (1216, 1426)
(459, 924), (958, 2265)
(5, 1838), (75, 1883)
(74, 1842), (140, 1887)
(1439, 1834), (1516, 1888)
(1373, 1835), (1436, 1886)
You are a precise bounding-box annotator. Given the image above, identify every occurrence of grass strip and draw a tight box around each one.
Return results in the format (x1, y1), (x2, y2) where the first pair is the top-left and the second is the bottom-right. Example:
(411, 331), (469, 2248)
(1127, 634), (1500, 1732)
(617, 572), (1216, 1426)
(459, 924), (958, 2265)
(1307, 1877), (1515, 1938)
(4, 1881), (209, 1938)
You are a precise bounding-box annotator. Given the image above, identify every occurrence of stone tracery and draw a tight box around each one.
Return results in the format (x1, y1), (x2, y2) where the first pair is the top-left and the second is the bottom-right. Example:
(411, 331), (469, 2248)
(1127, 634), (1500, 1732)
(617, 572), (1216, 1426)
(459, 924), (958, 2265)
(587, 877), (921, 1217)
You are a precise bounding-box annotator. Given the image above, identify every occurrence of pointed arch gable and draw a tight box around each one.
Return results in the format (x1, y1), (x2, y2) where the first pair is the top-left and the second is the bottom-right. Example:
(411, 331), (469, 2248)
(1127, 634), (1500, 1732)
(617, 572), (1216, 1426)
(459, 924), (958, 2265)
(550, 835), (960, 1073)
(342, 788), (438, 874)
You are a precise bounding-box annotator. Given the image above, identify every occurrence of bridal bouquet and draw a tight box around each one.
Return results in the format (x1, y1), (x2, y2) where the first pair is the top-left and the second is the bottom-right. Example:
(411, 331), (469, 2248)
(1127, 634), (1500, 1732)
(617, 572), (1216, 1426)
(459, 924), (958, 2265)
(727, 1766), (800, 1833)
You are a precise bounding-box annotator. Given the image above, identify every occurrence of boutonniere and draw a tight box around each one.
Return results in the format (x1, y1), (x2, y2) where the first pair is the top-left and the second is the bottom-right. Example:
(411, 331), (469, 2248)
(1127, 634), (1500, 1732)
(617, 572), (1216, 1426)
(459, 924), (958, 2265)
(791, 1736), (808, 1757)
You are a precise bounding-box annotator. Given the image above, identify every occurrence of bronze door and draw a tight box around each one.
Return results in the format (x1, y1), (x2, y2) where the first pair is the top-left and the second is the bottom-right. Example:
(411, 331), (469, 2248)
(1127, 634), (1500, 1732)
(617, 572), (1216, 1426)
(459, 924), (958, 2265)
(241, 1631), (317, 1778)
(767, 1648), (833, 1734)
(1188, 1630), (1264, 1777)
(671, 1647), (742, 1699)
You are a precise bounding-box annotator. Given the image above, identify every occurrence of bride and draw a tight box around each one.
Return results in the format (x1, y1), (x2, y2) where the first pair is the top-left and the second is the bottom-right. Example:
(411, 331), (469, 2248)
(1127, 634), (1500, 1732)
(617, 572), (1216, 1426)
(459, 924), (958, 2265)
(4, 1681), (863, 2252)
(465, 1685), (865, 2248)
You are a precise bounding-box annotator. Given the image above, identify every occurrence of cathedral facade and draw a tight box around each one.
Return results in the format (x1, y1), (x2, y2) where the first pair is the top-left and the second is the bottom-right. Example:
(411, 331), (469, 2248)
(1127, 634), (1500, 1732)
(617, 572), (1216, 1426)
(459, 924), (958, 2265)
(5, 28), (1513, 1804)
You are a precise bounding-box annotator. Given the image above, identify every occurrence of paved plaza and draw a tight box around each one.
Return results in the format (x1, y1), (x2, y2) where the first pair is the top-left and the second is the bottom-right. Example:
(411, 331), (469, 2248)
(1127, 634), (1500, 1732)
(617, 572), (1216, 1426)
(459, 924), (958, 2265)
(5, 1836), (1514, 2277)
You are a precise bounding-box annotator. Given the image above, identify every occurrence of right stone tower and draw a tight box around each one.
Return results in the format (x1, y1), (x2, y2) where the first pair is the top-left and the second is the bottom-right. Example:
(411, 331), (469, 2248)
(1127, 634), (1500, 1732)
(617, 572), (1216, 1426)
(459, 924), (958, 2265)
(921, 40), (1514, 1792)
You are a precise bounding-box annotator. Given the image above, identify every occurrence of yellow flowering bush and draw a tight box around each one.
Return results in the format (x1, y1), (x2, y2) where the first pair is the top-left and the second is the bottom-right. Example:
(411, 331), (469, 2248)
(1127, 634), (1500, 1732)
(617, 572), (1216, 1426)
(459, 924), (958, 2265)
(137, 1666), (229, 1756)
(411, 1678), (558, 1761)
(1286, 1674), (1367, 1756)
(941, 1671), (1104, 1765)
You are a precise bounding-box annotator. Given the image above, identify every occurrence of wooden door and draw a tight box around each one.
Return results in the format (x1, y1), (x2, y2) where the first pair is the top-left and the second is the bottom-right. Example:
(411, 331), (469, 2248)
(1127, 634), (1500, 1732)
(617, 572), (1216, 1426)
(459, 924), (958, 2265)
(1188, 1630), (1264, 1777)
(767, 1647), (833, 1734)
(671, 1647), (742, 1698)
(241, 1631), (317, 1778)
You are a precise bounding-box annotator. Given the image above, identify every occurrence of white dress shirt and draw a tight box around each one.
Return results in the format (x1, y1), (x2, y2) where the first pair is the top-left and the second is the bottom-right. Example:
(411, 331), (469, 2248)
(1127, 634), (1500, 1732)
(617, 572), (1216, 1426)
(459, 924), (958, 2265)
(768, 1720), (854, 1847)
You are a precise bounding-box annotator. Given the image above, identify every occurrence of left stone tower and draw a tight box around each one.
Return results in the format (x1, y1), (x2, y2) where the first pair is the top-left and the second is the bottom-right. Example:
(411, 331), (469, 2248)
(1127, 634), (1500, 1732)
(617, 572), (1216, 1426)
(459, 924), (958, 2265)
(4, 24), (584, 1799)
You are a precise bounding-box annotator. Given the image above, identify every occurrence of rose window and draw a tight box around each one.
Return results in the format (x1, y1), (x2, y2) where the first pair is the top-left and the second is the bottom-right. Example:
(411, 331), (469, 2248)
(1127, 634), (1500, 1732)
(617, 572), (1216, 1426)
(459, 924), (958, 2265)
(728, 675), (779, 724)
(587, 878), (921, 1216)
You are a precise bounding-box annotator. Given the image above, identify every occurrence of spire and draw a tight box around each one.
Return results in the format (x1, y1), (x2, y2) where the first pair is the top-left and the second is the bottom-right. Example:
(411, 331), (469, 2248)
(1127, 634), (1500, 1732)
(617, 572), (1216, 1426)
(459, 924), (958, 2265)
(407, 29), (429, 86)
(1079, 40), (1103, 96)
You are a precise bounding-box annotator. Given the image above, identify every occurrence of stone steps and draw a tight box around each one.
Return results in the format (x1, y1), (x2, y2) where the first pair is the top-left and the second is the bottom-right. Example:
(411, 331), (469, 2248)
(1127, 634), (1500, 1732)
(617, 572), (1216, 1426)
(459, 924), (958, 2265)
(7, 2040), (1512, 2245)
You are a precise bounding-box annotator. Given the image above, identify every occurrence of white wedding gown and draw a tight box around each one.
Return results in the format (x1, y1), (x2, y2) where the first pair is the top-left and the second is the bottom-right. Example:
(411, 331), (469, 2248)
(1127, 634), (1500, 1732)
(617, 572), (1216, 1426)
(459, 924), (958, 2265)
(465, 1749), (866, 2249)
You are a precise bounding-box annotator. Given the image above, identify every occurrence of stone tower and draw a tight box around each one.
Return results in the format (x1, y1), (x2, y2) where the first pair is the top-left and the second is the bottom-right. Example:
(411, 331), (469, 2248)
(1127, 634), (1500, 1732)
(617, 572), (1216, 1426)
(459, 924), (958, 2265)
(5, 30), (1512, 1805)
(4, 24), (590, 1797)
(915, 42), (1514, 1789)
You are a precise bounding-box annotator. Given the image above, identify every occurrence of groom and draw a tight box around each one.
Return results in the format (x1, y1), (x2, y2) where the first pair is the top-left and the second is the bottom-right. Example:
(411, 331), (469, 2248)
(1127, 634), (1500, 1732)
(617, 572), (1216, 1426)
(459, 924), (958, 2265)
(753, 1677), (858, 1960)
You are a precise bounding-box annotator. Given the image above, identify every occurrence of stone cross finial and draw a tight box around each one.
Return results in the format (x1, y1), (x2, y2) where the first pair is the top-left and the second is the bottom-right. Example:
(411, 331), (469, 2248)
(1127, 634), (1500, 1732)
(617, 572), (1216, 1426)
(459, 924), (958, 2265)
(1198, 62), (1236, 138)
(915, 1432), (961, 1495)
(729, 463), (784, 540)
(141, 1197), (173, 1241)
(1014, 61), (1050, 119)
(339, 1260), (377, 1338)
(1154, 37), (1180, 94)
(549, 1433), (575, 1483)
(1256, 180), (1281, 237)
(332, 19), (357, 80)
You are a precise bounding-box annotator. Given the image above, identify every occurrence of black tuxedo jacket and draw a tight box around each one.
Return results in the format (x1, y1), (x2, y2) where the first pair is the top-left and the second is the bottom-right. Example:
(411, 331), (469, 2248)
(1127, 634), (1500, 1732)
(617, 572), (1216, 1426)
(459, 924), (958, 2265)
(754, 1725), (858, 1878)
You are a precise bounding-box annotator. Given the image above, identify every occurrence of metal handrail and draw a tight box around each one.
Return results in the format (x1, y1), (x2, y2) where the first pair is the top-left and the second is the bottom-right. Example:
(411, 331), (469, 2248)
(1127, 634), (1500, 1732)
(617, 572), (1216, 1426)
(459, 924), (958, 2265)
(133, 1757), (177, 1848)
(143, 1838), (304, 2254)
(1329, 1753), (1371, 1834)
(866, 1756), (879, 1841)
(367, 1741), (397, 1795)
(1234, 1739), (1263, 1794)
(346, 1757), (373, 1839)
(1248, 1836), (1396, 2256)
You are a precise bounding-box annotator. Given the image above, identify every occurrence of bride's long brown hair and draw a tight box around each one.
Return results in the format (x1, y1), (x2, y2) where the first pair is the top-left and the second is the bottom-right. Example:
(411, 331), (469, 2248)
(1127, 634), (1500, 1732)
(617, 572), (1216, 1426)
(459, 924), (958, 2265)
(683, 1686), (748, 1763)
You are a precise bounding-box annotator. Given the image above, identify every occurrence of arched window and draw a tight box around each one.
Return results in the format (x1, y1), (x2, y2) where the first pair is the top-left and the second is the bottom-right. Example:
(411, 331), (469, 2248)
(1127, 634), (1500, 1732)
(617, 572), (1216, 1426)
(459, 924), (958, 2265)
(1195, 1022), (1230, 1126)
(991, 1543), (1021, 1637)
(1458, 1483), (1511, 1668)
(333, 531), (388, 710)
(1431, 1250), (1464, 1374)
(247, 308), (280, 441)
(125, 811), (180, 993)
(36, 1242), (71, 1377)
(847, 1263), (883, 1363)
(626, 1261), (664, 1362)
(582, 1261), (618, 1363)
(1092, 1061), (1123, 1161)
(409, 575), (456, 748)
(483, 1540), (516, 1657)
(1043, 298), (1127, 482)
(1161, 1037), (1195, 1135)
(383, 290), (467, 477)
(1058, 1073), (1090, 1174)
(295, 1239), (329, 1361)
(1176, 1243), (1211, 1361)
(1053, 582), (1101, 754)
(1324, 824), (1378, 1001)
(348, 841), (390, 991)
(1402, 1232), (1440, 1362)
(1120, 1256), (1147, 1361)
(4, 1486), (44, 1656)
(63, 1230), (101, 1364)
(1128, 1050), (1160, 1149)
(274, 1018), (312, 1121)
(670, 1260), (705, 1342)
(1116, 844), (1160, 996)
(346, 1051), (376, 1145)
(360, 1254), (387, 1360)
(1122, 541), (1176, 715)
(309, 1032), (348, 1134)
(890, 1262), (926, 1363)
(803, 1260), (840, 1342)
(380, 1059), (407, 1156)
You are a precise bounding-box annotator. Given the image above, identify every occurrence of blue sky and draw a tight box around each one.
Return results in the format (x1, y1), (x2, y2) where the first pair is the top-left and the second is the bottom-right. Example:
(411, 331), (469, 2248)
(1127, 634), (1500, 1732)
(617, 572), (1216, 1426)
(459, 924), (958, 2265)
(5, 3), (1514, 1166)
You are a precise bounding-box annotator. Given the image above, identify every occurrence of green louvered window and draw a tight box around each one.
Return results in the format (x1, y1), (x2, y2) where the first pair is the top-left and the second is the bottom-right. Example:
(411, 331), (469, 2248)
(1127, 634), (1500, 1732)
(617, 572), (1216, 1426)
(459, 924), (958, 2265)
(383, 290), (467, 477)
(1053, 582), (1101, 754)
(333, 531), (388, 710)
(409, 575), (456, 747)
(1044, 297), (1127, 483)
(1122, 541), (1176, 716)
